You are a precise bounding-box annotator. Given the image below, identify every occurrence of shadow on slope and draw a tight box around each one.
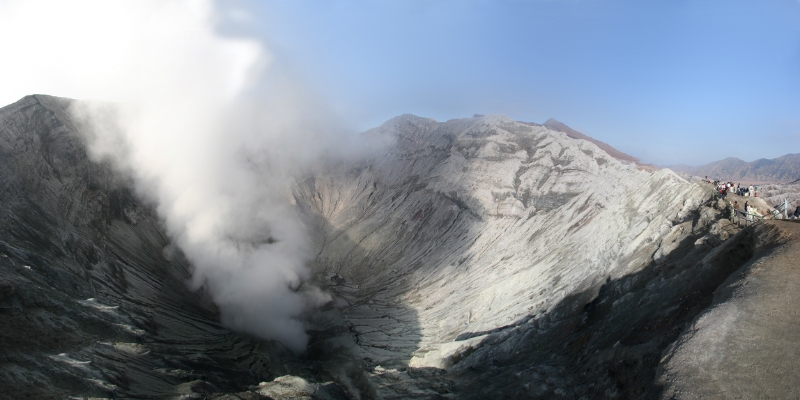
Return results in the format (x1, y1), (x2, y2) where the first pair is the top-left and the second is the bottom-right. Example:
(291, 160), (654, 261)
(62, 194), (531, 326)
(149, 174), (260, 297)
(450, 208), (757, 399)
(0, 95), (306, 399)
(291, 113), (719, 399)
(293, 118), (489, 398)
(657, 220), (800, 398)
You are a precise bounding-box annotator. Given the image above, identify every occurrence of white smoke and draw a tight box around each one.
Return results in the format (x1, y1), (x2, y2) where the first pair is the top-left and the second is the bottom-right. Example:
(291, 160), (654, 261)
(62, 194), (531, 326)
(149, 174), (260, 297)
(0, 0), (380, 353)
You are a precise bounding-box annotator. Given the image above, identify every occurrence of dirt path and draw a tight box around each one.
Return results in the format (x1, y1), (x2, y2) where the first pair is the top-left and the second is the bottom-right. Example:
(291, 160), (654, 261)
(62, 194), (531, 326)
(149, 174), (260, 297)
(657, 220), (800, 399)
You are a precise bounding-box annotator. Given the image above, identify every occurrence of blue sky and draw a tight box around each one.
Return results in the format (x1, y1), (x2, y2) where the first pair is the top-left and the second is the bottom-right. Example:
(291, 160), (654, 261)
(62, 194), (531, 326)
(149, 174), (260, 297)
(225, 0), (800, 166)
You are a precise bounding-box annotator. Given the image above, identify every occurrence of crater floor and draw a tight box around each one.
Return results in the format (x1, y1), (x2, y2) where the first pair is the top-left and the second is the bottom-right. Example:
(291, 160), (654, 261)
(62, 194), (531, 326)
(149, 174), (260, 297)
(2, 96), (799, 399)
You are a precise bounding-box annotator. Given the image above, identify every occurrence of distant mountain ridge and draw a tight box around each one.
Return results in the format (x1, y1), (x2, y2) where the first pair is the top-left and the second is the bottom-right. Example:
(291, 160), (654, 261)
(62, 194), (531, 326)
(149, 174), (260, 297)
(538, 118), (641, 164)
(670, 154), (800, 183)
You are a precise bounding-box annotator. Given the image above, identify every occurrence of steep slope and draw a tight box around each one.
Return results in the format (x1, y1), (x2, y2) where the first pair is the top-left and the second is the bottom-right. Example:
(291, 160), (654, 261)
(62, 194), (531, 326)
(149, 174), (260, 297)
(0, 96), (340, 399)
(758, 182), (800, 213)
(294, 114), (746, 398)
(657, 220), (800, 399)
(540, 118), (641, 164)
(4, 96), (799, 399)
(670, 154), (800, 183)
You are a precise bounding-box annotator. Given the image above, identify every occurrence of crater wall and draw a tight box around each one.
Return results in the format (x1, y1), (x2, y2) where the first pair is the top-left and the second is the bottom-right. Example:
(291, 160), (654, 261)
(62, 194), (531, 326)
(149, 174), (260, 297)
(295, 114), (741, 398)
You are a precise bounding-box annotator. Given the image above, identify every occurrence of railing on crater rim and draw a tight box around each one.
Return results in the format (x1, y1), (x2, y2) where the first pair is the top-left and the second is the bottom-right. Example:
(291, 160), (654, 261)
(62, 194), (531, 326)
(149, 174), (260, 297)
(731, 208), (765, 227)
(704, 180), (798, 226)
(771, 198), (799, 219)
(730, 201), (798, 227)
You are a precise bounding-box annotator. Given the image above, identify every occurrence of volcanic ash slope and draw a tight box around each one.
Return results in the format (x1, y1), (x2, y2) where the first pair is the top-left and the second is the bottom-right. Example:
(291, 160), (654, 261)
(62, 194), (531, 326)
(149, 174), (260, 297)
(0, 95), (310, 399)
(3, 95), (778, 399)
(295, 114), (738, 398)
(657, 220), (800, 399)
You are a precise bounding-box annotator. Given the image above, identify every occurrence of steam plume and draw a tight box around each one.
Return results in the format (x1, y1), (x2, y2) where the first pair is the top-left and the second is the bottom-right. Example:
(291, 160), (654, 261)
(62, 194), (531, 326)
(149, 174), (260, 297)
(0, 0), (374, 352)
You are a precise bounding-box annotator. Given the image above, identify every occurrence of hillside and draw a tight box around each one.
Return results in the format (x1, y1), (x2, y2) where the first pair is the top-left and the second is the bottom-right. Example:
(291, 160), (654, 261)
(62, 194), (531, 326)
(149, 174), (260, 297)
(2, 97), (800, 399)
(538, 118), (641, 164)
(670, 154), (800, 183)
(0, 96), (337, 399)
(294, 114), (794, 398)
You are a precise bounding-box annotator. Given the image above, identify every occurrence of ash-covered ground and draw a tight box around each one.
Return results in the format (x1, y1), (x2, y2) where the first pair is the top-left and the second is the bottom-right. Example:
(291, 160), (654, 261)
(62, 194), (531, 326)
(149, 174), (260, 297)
(2, 95), (799, 399)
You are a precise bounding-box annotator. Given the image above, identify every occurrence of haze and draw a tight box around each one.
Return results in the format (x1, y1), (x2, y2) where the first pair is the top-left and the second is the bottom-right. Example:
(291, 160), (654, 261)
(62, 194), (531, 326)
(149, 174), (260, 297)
(0, 0), (798, 353)
(2, 1), (799, 165)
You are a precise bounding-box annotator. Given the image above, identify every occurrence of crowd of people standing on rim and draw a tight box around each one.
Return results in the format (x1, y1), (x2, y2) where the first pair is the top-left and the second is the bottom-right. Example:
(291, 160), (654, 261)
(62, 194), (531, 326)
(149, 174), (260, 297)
(704, 176), (800, 220)
(706, 176), (757, 200)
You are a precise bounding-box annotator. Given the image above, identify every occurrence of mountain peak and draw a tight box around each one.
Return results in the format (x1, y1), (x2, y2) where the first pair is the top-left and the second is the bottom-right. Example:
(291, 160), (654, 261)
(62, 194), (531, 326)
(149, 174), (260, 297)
(541, 118), (641, 164)
(543, 118), (566, 128)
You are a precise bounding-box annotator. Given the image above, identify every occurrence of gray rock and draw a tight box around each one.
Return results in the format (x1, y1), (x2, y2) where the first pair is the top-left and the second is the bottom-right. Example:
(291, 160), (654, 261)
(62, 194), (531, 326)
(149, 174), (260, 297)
(295, 114), (755, 398)
(657, 220), (800, 399)
(0, 95), (330, 399)
(3, 96), (798, 399)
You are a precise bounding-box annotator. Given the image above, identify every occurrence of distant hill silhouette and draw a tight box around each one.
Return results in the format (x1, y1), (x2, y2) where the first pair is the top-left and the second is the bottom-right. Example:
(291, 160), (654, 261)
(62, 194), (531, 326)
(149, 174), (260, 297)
(670, 154), (800, 183)
(540, 118), (641, 164)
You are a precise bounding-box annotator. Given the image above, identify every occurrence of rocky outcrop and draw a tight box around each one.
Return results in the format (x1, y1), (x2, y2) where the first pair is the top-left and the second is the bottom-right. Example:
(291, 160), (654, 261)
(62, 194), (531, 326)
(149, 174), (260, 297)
(3, 95), (798, 399)
(0, 96), (342, 399)
(758, 182), (800, 213)
(294, 114), (751, 398)
(657, 220), (800, 399)
(540, 118), (641, 164)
